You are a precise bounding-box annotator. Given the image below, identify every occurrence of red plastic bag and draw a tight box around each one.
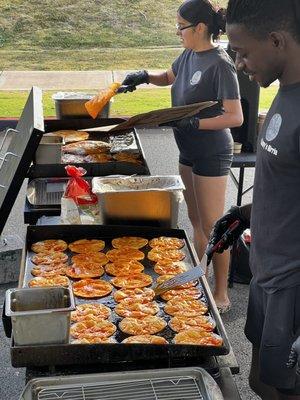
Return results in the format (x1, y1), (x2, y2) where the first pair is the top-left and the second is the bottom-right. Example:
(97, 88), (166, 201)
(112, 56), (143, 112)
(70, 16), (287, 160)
(61, 165), (100, 224)
(64, 165), (97, 205)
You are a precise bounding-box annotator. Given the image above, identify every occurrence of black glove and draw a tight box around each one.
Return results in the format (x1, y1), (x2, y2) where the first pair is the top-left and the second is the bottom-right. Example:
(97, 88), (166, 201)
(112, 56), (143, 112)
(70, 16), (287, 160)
(122, 70), (149, 88)
(160, 116), (200, 130)
(287, 337), (300, 373)
(208, 206), (250, 254)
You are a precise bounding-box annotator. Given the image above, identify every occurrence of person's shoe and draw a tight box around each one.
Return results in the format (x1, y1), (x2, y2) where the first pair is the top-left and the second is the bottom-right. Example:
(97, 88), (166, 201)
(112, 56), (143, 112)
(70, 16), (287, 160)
(216, 302), (231, 314)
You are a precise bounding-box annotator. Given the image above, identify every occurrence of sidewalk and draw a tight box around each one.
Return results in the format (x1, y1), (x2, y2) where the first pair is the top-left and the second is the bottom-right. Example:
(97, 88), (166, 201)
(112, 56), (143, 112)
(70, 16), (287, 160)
(0, 70), (280, 91)
(0, 70), (162, 91)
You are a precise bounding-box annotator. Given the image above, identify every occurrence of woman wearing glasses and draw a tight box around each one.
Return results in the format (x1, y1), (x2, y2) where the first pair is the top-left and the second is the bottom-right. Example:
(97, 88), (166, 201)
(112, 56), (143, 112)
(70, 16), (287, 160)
(122, 0), (243, 313)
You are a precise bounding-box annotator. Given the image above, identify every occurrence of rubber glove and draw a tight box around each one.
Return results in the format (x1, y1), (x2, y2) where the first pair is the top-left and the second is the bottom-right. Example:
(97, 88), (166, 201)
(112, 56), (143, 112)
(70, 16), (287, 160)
(160, 116), (200, 130)
(208, 206), (250, 253)
(122, 70), (149, 88)
(287, 337), (300, 374)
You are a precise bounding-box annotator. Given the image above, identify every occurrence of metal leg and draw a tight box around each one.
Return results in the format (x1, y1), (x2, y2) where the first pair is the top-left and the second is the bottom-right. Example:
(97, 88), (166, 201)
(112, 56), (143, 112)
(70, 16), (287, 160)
(228, 245), (236, 288)
(214, 367), (242, 400)
(237, 167), (245, 206)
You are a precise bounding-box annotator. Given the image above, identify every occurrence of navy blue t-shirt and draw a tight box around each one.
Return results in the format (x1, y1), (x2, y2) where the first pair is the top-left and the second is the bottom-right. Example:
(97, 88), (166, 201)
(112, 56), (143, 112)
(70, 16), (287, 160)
(171, 46), (240, 159)
(250, 82), (300, 292)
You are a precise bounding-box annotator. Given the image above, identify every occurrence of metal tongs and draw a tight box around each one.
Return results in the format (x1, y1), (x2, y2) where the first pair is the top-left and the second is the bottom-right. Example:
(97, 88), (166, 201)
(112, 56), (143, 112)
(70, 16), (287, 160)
(153, 219), (240, 296)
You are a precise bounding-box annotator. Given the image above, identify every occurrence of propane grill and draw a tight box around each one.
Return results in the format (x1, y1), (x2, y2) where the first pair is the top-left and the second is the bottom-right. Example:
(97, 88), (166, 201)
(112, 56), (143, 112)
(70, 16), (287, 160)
(0, 91), (241, 400)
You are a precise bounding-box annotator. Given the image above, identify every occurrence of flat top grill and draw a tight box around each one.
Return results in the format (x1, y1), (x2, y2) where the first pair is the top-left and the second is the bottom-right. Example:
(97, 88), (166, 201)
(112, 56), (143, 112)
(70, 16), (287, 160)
(37, 376), (205, 400)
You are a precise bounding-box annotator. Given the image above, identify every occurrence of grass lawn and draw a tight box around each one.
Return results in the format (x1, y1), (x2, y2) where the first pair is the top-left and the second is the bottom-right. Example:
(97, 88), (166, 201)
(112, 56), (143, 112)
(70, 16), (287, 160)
(0, 47), (184, 71)
(0, 86), (278, 118)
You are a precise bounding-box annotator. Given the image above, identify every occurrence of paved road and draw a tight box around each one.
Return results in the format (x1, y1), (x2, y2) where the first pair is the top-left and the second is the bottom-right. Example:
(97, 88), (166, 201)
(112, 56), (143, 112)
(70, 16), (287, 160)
(0, 126), (258, 399)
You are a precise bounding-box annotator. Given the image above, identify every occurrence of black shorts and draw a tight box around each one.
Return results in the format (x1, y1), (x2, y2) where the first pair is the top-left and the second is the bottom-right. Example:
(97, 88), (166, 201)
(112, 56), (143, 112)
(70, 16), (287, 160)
(174, 127), (233, 177)
(179, 152), (233, 176)
(245, 280), (300, 393)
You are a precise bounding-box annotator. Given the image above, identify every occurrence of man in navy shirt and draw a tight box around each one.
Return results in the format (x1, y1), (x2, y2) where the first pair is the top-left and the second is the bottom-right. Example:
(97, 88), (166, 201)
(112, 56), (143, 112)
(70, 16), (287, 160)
(210, 0), (300, 399)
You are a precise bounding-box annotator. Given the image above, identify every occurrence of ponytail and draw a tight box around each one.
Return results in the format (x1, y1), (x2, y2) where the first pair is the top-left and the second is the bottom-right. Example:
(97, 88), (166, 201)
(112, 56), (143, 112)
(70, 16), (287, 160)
(211, 8), (226, 41)
(178, 0), (226, 42)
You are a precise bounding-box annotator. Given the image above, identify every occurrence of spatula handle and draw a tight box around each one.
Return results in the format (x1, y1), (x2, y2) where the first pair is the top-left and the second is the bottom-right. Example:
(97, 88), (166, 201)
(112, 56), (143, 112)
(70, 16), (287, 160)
(207, 219), (240, 262)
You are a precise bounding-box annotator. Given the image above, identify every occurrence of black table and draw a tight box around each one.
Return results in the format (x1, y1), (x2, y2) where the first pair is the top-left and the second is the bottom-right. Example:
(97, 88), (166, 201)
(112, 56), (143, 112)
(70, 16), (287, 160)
(230, 153), (256, 206)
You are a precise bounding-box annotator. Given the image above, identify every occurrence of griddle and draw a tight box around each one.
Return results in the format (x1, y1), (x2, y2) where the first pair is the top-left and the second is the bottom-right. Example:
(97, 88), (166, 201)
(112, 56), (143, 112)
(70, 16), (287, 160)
(27, 118), (150, 178)
(8, 224), (230, 368)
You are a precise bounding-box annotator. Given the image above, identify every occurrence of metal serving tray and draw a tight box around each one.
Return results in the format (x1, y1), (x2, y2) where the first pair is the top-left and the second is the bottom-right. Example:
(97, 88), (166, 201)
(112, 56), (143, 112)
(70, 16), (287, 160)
(5, 286), (75, 346)
(9, 224), (230, 368)
(27, 118), (150, 178)
(92, 175), (185, 228)
(20, 367), (224, 400)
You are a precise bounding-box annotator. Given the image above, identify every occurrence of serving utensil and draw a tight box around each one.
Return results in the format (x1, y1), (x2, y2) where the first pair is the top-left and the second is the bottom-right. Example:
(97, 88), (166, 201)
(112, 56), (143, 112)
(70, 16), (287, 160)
(153, 219), (240, 296)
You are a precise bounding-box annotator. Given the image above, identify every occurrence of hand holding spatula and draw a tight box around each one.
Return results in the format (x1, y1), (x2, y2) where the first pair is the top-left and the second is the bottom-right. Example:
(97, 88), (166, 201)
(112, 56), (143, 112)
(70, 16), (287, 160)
(153, 220), (240, 296)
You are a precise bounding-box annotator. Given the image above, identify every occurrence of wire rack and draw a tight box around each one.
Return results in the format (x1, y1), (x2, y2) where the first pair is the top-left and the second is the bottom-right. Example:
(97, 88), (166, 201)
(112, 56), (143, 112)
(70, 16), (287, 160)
(36, 376), (207, 400)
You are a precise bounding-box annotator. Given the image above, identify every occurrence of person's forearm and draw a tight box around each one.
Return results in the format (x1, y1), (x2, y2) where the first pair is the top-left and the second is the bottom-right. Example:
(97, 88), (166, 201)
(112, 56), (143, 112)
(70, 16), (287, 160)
(196, 113), (243, 130)
(240, 203), (252, 223)
(148, 71), (172, 86)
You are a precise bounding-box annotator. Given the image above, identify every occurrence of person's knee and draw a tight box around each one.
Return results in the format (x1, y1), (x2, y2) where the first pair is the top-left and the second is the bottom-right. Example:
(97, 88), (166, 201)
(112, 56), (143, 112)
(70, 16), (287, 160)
(187, 211), (200, 229)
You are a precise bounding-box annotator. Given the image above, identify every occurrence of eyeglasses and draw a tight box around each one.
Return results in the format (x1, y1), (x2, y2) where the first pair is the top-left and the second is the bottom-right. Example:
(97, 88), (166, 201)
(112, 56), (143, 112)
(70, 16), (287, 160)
(176, 23), (195, 31)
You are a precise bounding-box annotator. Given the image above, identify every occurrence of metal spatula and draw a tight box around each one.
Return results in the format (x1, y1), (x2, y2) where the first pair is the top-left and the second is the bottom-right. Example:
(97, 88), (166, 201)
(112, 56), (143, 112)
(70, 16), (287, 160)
(153, 254), (207, 296)
(153, 219), (241, 296)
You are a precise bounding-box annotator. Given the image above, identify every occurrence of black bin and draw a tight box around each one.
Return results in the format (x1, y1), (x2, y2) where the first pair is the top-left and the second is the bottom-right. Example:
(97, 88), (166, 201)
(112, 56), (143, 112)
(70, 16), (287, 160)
(226, 46), (260, 153)
(230, 235), (252, 285)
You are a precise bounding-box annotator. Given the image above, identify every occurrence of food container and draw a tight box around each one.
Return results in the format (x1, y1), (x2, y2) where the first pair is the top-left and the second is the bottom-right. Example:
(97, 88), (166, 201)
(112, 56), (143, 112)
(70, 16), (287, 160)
(19, 367), (224, 400)
(5, 286), (75, 346)
(257, 111), (267, 133)
(233, 142), (242, 154)
(52, 92), (110, 119)
(35, 136), (63, 164)
(92, 175), (185, 228)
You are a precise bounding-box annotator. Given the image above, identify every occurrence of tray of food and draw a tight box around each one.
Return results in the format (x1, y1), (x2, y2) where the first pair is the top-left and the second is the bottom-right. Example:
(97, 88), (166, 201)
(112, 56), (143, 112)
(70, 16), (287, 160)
(27, 118), (150, 178)
(10, 224), (230, 367)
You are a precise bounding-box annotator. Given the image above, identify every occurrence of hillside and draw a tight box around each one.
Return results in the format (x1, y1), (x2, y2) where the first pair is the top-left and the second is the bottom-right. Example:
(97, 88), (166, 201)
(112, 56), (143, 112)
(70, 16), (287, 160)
(0, 0), (227, 49)
(0, 0), (228, 70)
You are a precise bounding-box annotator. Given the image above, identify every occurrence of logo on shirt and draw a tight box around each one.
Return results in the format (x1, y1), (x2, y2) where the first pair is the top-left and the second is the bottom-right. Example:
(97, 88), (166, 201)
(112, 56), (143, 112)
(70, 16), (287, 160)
(260, 113), (281, 157)
(265, 114), (282, 142)
(190, 71), (202, 85)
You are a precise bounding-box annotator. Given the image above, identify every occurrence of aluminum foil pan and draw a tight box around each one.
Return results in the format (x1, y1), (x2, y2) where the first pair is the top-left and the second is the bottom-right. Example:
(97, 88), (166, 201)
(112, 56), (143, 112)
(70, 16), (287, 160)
(109, 132), (138, 153)
(52, 92), (94, 100)
(92, 175), (185, 194)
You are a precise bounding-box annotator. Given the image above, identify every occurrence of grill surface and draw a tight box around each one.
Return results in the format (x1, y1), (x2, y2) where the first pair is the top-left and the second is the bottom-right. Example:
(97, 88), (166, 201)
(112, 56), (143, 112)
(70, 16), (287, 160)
(27, 119), (150, 178)
(10, 225), (230, 368)
(37, 376), (205, 400)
